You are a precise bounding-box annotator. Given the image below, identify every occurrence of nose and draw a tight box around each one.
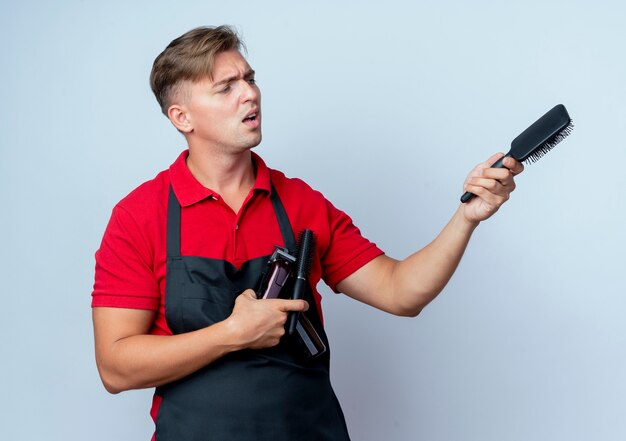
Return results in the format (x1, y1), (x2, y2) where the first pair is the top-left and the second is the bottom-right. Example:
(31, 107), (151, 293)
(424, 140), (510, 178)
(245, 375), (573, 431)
(240, 79), (259, 103)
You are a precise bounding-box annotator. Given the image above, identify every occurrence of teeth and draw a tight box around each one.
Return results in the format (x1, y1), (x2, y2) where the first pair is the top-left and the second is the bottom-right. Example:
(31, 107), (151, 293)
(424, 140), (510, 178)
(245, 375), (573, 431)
(243, 112), (257, 122)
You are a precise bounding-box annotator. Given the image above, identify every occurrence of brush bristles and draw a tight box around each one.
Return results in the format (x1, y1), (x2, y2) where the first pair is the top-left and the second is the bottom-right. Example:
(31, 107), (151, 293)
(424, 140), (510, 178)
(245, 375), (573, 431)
(296, 229), (315, 276)
(524, 120), (574, 164)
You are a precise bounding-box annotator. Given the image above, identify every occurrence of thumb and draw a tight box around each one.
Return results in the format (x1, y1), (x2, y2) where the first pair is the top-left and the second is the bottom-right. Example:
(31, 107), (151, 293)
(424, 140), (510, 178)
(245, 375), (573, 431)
(484, 152), (505, 167)
(476, 152), (506, 175)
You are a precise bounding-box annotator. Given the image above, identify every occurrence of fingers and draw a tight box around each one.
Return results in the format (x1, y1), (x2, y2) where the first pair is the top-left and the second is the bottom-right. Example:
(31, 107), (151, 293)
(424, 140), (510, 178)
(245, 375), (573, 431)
(241, 289), (257, 299)
(471, 152), (505, 174)
(502, 156), (525, 176)
(468, 167), (515, 188)
(480, 167), (512, 181)
(467, 152), (504, 179)
(480, 152), (524, 176)
(485, 152), (505, 166)
(462, 152), (523, 222)
(468, 152), (524, 190)
(482, 152), (524, 176)
(466, 176), (505, 194)
(230, 290), (309, 350)
(465, 153), (514, 206)
(236, 289), (309, 312)
(464, 182), (509, 207)
(276, 299), (309, 312)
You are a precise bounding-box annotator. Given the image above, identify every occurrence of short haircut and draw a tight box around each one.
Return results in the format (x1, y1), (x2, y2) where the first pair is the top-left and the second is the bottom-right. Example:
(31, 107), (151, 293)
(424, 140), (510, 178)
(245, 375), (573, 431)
(150, 25), (244, 116)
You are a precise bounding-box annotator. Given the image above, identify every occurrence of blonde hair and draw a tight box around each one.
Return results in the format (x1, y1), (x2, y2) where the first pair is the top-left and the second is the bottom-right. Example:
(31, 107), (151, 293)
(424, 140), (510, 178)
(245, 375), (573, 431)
(150, 25), (244, 115)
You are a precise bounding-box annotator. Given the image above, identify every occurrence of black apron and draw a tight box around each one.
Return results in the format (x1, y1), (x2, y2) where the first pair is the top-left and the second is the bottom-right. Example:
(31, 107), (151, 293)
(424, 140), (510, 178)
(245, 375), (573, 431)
(154, 185), (351, 441)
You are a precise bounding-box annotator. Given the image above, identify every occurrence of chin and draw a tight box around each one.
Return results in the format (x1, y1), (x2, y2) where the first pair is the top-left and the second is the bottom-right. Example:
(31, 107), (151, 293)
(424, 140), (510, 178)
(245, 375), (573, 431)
(248, 133), (262, 149)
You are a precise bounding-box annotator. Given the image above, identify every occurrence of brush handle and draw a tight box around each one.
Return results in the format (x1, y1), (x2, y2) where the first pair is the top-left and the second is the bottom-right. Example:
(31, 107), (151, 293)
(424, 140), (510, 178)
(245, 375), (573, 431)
(460, 155), (509, 203)
(287, 229), (315, 336)
(287, 277), (307, 335)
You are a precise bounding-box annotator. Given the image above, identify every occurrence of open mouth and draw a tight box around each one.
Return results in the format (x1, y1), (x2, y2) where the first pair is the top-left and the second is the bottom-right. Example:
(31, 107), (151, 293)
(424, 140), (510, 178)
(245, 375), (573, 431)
(243, 112), (258, 123)
(242, 111), (260, 128)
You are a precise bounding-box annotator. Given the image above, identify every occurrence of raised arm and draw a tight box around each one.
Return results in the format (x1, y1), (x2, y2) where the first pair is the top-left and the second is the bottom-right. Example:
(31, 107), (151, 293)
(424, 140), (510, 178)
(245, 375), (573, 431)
(336, 153), (524, 316)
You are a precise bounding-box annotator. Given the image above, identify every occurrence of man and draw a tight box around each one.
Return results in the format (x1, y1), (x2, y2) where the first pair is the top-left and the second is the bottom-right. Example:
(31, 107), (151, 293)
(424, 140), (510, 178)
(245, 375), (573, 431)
(92, 25), (523, 440)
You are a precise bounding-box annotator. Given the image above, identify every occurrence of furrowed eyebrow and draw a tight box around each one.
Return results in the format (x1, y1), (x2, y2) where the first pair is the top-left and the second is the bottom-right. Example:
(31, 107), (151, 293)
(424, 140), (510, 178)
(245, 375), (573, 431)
(213, 69), (255, 88)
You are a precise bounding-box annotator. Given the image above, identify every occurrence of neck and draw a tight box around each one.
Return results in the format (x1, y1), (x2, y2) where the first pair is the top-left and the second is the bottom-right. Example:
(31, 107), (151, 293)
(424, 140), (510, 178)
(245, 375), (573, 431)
(186, 148), (256, 197)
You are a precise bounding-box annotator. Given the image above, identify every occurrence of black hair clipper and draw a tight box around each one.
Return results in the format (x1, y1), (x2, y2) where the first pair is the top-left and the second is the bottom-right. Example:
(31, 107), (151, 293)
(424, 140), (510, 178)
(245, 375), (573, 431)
(256, 244), (327, 362)
(256, 246), (296, 299)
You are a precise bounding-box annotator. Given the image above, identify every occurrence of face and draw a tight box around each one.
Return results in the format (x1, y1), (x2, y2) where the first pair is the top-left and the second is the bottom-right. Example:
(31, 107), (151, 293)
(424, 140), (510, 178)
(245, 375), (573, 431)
(174, 50), (262, 153)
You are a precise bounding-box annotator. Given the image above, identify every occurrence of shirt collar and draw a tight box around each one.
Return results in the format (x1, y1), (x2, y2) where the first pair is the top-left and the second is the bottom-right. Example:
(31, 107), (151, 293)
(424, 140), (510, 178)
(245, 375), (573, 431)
(169, 150), (272, 207)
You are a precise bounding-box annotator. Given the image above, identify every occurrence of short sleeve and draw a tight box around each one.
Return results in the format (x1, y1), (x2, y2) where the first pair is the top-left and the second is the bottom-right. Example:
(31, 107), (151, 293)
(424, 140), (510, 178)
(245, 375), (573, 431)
(91, 205), (160, 310)
(321, 199), (384, 292)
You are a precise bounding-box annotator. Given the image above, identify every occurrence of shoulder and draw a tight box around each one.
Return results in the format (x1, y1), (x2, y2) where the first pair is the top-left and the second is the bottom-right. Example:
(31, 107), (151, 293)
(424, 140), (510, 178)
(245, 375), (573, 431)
(268, 167), (327, 206)
(98, 167), (171, 268)
(268, 167), (333, 228)
(101, 167), (170, 259)
(114, 168), (170, 224)
(267, 166), (339, 253)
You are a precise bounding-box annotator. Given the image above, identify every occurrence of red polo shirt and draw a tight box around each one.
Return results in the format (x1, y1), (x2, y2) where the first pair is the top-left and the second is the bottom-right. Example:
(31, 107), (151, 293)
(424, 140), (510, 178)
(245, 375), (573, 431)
(92, 150), (383, 335)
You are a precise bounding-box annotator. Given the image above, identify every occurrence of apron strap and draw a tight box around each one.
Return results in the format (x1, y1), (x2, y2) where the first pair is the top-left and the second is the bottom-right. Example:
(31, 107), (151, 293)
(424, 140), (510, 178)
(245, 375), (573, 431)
(167, 182), (296, 257)
(270, 182), (297, 254)
(167, 185), (182, 258)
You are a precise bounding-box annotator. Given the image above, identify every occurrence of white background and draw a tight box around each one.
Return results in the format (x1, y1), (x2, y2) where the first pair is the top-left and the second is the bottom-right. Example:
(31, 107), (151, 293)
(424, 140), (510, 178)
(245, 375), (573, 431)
(1, 1), (625, 440)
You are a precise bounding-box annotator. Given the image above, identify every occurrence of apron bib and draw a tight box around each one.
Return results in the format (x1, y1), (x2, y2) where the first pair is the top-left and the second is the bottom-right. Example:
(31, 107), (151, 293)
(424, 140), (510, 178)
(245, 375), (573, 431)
(154, 185), (351, 441)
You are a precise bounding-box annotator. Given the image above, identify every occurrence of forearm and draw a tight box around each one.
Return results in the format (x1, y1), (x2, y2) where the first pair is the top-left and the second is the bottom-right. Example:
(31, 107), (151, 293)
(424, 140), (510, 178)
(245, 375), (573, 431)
(94, 292), (308, 394)
(96, 318), (243, 394)
(339, 154), (522, 316)
(391, 205), (478, 314)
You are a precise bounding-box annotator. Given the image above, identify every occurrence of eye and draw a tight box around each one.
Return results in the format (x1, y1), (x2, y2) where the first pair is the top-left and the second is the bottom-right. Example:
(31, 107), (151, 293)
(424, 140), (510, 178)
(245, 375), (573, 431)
(220, 84), (231, 93)
(246, 77), (256, 85)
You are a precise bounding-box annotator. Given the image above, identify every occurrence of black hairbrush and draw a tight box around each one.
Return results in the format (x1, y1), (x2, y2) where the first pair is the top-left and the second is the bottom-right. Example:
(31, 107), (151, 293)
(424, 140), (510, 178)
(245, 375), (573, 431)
(460, 104), (574, 203)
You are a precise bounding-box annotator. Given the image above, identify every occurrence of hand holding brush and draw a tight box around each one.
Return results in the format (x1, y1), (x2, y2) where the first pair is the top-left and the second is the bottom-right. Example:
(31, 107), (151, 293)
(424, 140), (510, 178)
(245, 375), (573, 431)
(461, 104), (573, 203)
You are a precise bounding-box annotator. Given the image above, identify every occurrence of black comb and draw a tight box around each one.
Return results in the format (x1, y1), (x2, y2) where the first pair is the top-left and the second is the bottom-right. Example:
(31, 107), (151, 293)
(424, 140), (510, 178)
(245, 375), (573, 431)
(460, 104), (574, 203)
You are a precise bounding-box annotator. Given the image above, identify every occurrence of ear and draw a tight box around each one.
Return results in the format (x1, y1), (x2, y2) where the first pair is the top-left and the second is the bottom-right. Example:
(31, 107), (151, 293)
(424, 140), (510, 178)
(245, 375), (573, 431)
(168, 104), (193, 133)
